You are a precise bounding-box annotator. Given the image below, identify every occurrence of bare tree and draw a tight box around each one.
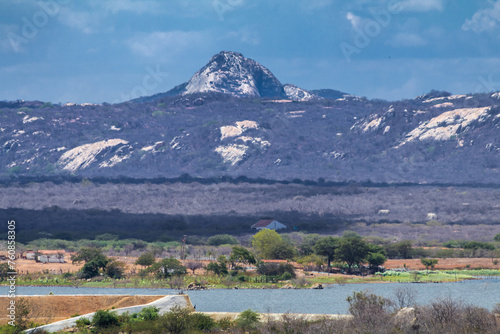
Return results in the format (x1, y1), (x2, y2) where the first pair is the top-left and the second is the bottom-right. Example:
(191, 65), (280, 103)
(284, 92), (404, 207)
(393, 285), (417, 309)
(186, 261), (203, 275)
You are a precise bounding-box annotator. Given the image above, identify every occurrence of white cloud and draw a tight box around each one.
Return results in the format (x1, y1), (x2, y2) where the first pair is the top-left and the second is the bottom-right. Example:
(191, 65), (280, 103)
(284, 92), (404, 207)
(462, 1), (500, 33)
(346, 12), (363, 29)
(58, 8), (101, 34)
(395, 0), (444, 12)
(126, 30), (207, 59)
(386, 32), (427, 47)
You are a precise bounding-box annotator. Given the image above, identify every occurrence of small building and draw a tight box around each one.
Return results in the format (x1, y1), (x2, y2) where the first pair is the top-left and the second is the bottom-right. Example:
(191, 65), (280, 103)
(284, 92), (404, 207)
(23, 250), (66, 263)
(251, 219), (287, 231)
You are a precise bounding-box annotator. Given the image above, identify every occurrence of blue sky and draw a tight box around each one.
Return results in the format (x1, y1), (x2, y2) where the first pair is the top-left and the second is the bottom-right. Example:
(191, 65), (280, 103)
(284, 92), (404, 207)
(1, 0), (500, 103)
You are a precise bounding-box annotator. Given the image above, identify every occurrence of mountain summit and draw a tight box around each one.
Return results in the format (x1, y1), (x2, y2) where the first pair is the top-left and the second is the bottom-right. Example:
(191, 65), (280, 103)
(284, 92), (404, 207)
(183, 51), (286, 98)
(134, 51), (330, 102)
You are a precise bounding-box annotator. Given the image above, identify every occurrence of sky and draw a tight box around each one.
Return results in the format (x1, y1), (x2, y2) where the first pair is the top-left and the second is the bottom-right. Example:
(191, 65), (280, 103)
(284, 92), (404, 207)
(1, 0), (500, 103)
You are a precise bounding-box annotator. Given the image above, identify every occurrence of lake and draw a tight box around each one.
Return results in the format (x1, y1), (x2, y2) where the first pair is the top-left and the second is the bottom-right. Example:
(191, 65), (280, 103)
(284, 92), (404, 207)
(6, 278), (500, 314)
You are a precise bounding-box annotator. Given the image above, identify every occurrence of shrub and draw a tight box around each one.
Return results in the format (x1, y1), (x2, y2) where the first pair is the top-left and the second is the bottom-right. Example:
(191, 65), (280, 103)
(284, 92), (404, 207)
(105, 260), (126, 279)
(216, 317), (233, 330)
(138, 306), (160, 321)
(347, 291), (393, 330)
(257, 262), (296, 278)
(235, 309), (260, 330)
(190, 313), (216, 331)
(156, 306), (192, 334)
(92, 310), (119, 329)
(280, 271), (293, 281)
(207, 234), (239, 246)
(75, 317), (91, 329)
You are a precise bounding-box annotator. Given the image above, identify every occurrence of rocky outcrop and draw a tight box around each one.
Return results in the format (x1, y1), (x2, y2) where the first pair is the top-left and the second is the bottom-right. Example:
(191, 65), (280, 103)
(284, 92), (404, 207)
(183, 51), (286, 98)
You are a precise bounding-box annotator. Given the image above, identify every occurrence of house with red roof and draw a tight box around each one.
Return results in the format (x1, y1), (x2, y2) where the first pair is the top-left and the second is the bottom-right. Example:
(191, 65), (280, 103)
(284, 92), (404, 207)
(251, 219), (287, 231)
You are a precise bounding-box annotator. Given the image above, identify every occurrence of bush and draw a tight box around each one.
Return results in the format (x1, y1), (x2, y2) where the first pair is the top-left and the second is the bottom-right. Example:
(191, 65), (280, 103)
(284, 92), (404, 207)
(257, 262), (296, 278)
(92, 310), (119, 329)
(156, 306), (192, 334)
(138, 306), (160, 321)
(207, 234), (239, 246)
(190, 313), (216, 331)
(347, 291), (393, 330)
(235, 309), (260, 330)
(105, 260), (126, 279)
(280, 271), (293, 281)
(75, 317), (91, 329)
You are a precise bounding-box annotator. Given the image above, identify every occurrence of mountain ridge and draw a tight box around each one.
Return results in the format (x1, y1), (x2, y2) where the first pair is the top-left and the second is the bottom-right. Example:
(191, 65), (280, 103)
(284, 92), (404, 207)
(2, 51), (500, 184)
(132, 51), (344, 103)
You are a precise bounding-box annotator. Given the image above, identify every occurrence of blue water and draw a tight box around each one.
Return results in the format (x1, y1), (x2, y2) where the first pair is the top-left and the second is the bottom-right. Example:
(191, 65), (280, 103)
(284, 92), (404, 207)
(4, 278), (500, 314)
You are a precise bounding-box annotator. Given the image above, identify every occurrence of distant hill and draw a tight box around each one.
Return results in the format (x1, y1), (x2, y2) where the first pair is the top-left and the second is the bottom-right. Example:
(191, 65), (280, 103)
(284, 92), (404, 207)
(2, 88), (500, 184)
(132, 51), (325, 102)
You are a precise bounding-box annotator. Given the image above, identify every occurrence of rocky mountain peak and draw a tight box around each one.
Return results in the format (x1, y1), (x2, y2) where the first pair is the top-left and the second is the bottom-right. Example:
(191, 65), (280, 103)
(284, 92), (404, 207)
(183, 51), (285, 98)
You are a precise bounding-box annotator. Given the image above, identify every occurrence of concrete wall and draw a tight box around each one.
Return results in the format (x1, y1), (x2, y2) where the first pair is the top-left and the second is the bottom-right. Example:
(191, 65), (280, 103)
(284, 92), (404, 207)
(26, 294), (193, 333)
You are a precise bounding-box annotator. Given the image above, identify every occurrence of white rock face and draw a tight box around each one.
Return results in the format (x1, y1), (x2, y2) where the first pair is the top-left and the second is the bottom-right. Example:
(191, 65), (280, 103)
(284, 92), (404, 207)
(58, 139), (128, 171)
(23, 115), (43, 123)
(214, 144), (248, 165)
(220, 120), (258, 140)
(220, 126), (243, 140)
(283, 84), (316, 101)
(236, 136), (270, 148)
(99, 153), (132, 168)
(397, 107), (491, 147)
(183, 51), (284, 98)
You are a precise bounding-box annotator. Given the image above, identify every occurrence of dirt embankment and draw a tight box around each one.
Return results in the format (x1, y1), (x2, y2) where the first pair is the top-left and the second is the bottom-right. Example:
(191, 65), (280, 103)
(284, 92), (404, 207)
(0, 295), (166, 324)
(384, 258), (500, 270)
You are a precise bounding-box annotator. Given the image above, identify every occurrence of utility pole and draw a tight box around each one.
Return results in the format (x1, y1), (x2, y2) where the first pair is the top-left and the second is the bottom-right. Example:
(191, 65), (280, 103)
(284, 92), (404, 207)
(180, 235), (187, 262)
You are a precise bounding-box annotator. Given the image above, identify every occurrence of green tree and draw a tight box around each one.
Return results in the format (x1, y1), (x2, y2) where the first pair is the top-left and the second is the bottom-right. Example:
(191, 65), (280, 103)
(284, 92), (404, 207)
(366, 252), (386, 271)
(268, 241), (296, 260)
(494, 233), (500, 242)
(252, 229), (285, 259)
(313, 236), (340, 271)
(256, 262), (296, 278)
(229, 246), (256, 269)
(463, 241), (495, 251)
(105, 260), (126, 279)
(135, 251), (156, 268)
(420, 258), (439, 271)
(0, 263), (11, 281)
(298, 233), (321, 255)
(206, 256), (229, 276)
(72, 247), (109, 279)
(71, 247), (106, 263)
(336, 237), (370, 273)
(384, 240), (413, 259)
(149, 258), (187, 279)
(207, 234), (239, 246)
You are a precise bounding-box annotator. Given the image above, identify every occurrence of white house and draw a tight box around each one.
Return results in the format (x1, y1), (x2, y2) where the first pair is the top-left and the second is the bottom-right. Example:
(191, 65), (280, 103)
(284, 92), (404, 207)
(251, 219), (287, 230)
